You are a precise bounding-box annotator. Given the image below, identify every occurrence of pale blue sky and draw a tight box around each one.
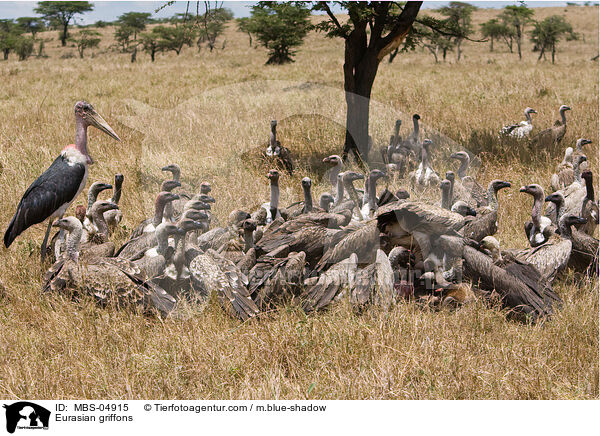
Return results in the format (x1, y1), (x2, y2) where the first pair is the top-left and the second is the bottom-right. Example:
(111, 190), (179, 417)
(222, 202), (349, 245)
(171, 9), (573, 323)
(0, 1), (583, 24)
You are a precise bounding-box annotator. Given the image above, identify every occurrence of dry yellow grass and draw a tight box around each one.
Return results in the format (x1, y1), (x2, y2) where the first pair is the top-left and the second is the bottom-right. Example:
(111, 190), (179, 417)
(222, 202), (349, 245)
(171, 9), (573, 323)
(0, 5), (598, 399)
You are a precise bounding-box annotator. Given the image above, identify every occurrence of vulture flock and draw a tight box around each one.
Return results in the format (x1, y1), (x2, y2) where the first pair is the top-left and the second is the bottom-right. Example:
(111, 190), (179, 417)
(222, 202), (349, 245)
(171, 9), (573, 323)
(2, 102), (598, 324)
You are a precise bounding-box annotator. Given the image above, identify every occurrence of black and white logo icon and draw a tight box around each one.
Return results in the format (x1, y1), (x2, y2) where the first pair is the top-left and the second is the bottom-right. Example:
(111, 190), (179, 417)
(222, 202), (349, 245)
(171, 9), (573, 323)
(3, 402), (50, 433)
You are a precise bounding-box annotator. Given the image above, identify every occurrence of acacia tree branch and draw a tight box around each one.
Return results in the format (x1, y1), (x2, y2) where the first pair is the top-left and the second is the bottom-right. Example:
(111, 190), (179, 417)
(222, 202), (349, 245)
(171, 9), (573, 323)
(415, 17), (487, 43)
(319, 1), (347, 38)
(376, 1), (422, 59)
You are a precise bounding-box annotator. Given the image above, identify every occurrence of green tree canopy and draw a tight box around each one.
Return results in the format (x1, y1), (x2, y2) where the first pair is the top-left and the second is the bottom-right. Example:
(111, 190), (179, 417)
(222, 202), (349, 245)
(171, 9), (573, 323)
(530, 15), (576, 63)
(437, 2), (477, 61)
(198, 7), (233, 52)
(480, 18), (514, 52)
(14, 36), (35, 60)
(246, 2), (312, 64)
(34, 1), (94, 46)
(71, 28), (100, 58)
(16, 17), (45, 38)
(155, 24), (196, 55)
(0, 19), (22, 60)
(500, 4), (534, 60)
(117, 12), (151, 40)
(114, 11), (151, 53)
(236, 17), (253, 46)
(140, 27), (164, 61)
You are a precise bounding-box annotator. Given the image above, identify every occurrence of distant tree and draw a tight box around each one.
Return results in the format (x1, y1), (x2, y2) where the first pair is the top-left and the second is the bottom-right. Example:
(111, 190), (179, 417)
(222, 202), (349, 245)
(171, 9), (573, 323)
(236, 17), (253, 47)
(530, 15), (577, 63)
(438, 2), (477, 61)
(94, 20), (110, 28)
(246, 2), (312, 64)
(35, 1), (94, 46)
(114, 11), (151, 56)
(114, 25), (134, 52)
(117, 12), (151, 41)
(198, 6), (233, 52)
(155, 24), (196, 55)
(411, 21), (455, 62)
(71, 28), (100, 58)
(0, 19), (20, 60)
(480, 18), (514, 52)
(500, 4), (534, 60)
(16, 17), (45, 38)
(140, 28), (162, 61)
(37, 39), (46, 57)
(14, 36), (35, 60)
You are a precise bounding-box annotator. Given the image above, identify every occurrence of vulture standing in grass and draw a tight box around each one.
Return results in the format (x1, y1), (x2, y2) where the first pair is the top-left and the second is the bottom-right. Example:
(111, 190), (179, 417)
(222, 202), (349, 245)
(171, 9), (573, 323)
(265, 120), (294, 175)
(520, 184), (553, 247)
(530, 104), (571, 148)
(129, 189), (180, 240)
(500, 107), (537, 138)
(580, 170), (599, 236)
(104, 174), (124, 232)
(44, 217), (176, 316)
(464, 236), (561, 323)
(323, 155), (343, 196)
(402, 114), (421, 157)
(508, 215), (583, 283)
(551, 146), (575, 192)
(117, 192), (181, 258)
(410, 139), (440, 189)
(82, 181), (112, 234)
(132, 222), (182, 279)
(450, 151), (487, 207)
(462, 180), (511, 242)
(544, 156), (588, 225)
(572, 138), (592, 169)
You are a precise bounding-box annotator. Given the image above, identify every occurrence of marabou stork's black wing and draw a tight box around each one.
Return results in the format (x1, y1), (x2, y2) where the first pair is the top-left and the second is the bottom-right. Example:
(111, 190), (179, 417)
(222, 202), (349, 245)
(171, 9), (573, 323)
(4, 154), (85, 247)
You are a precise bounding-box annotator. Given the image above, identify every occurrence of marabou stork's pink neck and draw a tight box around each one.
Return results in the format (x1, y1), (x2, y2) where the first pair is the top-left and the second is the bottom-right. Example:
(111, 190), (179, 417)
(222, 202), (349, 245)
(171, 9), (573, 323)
(73, 115), (92, 164)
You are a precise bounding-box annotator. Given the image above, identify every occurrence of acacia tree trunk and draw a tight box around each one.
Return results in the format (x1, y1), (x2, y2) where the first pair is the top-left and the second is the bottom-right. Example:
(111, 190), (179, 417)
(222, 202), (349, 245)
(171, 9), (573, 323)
(538, 43), (546, 61)
(325, 2), (422, 162)
(456, 38), (463, 61)
(516, 25), (522, 60)
(61, 22), (68, 46)
(388, 47), (399, 63)
(425, 45), (439, 63)
(343, 48), (379, 161)
(551, 42), (556, 64)
(490, 37), (494, 52)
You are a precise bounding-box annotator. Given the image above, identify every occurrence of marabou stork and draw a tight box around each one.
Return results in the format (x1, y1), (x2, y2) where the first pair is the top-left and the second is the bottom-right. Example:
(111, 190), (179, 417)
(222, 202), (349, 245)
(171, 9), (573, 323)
(4, 101), (120, 260)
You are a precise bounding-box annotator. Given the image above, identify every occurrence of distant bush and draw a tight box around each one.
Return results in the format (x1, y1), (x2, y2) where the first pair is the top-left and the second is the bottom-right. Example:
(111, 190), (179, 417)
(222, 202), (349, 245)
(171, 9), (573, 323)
(245, 2), (312, 65)
(14, 36), (34, 60)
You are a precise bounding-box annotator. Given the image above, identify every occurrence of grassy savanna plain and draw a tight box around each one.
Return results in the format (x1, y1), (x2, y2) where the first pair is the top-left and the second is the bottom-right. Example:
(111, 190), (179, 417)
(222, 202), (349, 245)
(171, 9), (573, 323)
(0, 4), (598, 400)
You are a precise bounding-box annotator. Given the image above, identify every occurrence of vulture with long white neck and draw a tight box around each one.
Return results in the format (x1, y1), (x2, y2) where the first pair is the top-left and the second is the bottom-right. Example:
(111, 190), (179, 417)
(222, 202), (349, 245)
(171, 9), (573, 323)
(499, 107), (537, 138)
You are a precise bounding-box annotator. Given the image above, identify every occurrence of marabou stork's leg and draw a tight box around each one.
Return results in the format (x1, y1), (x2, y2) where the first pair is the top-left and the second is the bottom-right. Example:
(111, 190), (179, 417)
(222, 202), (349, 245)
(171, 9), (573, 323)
(40, 220), (53, 262)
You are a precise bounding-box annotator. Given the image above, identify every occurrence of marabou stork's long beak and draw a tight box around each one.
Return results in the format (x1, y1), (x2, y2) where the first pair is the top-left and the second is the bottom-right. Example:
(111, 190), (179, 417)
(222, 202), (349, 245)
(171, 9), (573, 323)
(89, 109), (121, 141)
